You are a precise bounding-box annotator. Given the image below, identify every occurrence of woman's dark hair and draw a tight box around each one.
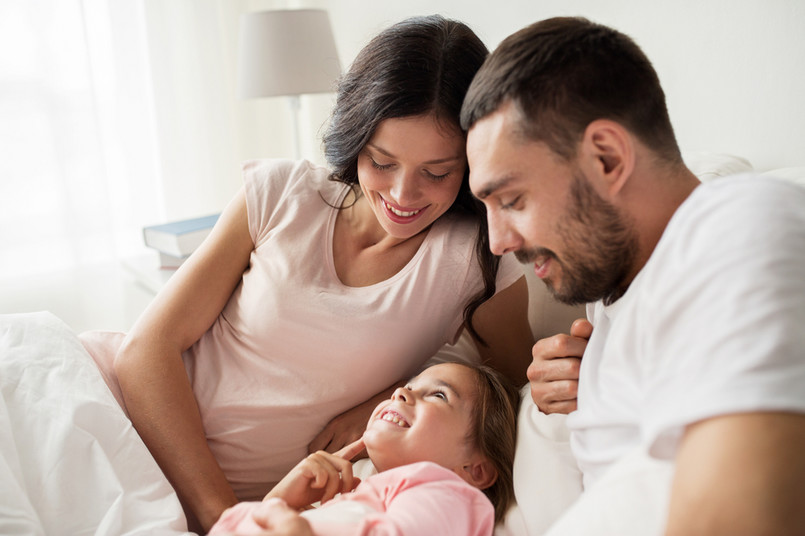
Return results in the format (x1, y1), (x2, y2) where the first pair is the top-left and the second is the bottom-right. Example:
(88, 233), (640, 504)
(462, 362), (520, 523)
(322, 15), (498, 343)
(461, 17), (683, 165)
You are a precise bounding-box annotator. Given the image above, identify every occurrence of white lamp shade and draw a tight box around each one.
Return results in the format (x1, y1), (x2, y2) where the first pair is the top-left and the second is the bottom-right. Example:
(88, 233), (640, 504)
(237, 9), (342, 99)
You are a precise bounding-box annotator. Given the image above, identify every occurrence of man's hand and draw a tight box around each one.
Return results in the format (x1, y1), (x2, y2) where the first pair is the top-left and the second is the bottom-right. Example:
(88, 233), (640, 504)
(266, 438), (365, 509)
(527, 318), (591, 414)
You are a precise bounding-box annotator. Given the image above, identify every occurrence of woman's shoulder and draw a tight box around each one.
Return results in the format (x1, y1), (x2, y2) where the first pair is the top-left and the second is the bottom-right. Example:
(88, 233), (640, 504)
(429, 212), (478, 257)
(242, 158), (344, 209)
(243, 158), (331, 189)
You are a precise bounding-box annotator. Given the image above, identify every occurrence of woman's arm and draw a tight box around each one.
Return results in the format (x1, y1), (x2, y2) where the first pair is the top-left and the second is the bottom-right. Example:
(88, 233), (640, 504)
(470, 275), (534, 386)
(114, 188), (253, 531)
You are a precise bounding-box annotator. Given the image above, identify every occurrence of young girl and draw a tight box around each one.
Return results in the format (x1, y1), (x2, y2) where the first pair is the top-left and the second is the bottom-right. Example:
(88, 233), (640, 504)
(209, 362), (520, 536)
(79, 15), (534, 531)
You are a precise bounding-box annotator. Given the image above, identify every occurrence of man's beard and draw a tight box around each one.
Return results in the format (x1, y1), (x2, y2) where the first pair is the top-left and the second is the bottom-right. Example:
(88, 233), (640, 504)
(516, 171), (638, 306)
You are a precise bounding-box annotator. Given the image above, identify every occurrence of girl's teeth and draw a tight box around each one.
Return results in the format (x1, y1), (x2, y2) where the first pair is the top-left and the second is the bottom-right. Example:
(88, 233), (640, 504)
(381, 413), (409, 427)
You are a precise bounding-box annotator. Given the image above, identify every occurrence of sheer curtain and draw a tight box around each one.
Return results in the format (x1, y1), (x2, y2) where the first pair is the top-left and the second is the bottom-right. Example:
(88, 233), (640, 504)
(0, 0), (164, 279)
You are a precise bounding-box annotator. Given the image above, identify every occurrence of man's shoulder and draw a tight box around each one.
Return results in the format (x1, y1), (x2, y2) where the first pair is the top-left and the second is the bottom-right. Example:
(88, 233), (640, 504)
(668, 173), (805, 245)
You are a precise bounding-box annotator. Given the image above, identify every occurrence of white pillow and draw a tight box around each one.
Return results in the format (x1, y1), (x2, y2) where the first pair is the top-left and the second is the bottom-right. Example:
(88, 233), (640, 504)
(760, 167), (805, 188)
(496, 387), (583, 536)
(683, 151), (753, 182)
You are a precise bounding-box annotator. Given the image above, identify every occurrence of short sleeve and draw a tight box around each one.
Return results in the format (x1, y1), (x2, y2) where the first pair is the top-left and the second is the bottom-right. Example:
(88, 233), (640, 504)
(242, 159), (305, 247)
(641, 177), (805, 458)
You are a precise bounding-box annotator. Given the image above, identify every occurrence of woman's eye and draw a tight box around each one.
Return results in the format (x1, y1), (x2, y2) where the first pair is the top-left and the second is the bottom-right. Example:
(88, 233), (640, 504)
(425, 170), (450, 181)
(369, 156), (393, 171)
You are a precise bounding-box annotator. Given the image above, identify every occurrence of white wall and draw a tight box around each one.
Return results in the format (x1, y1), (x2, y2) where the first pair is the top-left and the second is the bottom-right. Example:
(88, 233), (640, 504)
(311, 0), (804, 173)
(140, 0), (803, 223)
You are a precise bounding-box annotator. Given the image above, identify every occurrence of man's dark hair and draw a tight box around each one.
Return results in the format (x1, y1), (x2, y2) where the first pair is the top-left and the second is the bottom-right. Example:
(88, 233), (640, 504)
(461, 16), (682, 164)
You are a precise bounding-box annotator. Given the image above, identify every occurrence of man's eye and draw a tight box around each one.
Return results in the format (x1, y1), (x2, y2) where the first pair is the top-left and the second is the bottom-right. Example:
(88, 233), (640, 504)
(501, 195), (522, 209)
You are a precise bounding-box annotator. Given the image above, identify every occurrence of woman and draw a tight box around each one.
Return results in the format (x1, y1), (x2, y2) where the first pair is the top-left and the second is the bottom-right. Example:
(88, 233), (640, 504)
(81, 15), (533, 532)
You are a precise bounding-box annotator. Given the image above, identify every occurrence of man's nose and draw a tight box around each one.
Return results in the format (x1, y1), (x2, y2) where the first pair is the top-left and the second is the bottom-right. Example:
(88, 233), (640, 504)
(487, 210), (521, 255)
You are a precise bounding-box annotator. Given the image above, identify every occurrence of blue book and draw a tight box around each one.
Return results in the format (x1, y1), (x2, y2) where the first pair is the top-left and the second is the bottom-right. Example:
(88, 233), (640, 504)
(142, 214), (219, 257)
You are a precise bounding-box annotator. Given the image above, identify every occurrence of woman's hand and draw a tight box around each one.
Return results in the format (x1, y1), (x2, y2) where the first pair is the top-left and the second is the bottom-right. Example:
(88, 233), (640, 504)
(266, 438), (366, 509)
(308, 383), (402, 454)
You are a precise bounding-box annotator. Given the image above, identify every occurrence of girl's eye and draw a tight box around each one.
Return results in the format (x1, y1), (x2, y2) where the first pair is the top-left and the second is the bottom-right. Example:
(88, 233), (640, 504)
(431, 390), (447, 401)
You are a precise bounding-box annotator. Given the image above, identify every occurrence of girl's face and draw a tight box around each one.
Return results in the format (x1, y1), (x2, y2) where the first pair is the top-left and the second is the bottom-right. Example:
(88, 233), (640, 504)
(356, 114), (467, 240)
(364, 363), (481, 475)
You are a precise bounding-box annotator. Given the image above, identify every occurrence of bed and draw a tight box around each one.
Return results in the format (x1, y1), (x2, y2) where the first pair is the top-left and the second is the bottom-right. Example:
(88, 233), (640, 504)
(0, 312), (189, 535)
(2, 155), (802, 535)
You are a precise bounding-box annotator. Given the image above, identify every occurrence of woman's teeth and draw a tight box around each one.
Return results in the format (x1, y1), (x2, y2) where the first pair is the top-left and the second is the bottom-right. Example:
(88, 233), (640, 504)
(385, 201), (420, 218)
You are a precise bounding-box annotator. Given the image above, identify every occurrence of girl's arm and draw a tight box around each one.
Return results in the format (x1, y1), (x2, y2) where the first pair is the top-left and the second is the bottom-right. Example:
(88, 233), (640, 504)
(114, 188), (253, 531)
(471, 275), (534, 386)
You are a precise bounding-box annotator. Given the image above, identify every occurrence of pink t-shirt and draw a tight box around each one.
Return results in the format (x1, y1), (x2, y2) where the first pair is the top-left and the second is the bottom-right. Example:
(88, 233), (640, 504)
(81, 159), (522, 501)
(209, 461), (495, 536)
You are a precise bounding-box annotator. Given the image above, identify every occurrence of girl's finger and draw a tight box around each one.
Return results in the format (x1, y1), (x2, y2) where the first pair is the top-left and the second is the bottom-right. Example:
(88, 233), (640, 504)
(335, 436), (365, 461)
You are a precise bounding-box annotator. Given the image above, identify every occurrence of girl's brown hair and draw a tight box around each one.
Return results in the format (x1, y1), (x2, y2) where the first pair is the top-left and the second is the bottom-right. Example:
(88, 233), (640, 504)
(462, 362), (520, 522)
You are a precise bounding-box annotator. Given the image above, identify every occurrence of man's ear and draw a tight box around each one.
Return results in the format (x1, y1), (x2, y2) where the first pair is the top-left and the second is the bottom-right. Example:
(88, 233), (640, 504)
(459, 457), (498, 490)
(579, 119), (635, 197)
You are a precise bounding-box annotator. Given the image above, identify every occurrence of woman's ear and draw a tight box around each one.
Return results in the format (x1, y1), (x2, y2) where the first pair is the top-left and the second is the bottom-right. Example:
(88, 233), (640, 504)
(459, 457), (498, 490)
(579, 119), (635, 197)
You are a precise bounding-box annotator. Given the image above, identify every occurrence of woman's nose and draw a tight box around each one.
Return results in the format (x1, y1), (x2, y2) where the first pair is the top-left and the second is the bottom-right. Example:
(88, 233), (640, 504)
(388, 171), (420, 206)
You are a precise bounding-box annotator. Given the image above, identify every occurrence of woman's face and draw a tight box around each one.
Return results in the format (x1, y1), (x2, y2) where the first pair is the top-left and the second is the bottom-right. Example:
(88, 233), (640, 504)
(356, 114), (467, 240)
(363, 363), (480, 473)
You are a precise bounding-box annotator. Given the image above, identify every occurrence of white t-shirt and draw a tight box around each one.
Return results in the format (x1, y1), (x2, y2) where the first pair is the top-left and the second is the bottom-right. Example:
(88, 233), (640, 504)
(567, 173), (805, 489)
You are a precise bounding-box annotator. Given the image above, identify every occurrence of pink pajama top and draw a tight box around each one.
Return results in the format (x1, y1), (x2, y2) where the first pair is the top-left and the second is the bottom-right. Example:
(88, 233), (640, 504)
(209, 461), (495, 536)
(80, 159), (522, 501)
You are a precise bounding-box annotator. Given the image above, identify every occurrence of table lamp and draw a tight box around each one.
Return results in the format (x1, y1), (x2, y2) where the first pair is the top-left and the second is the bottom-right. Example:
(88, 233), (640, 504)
(237, 9), (342, 159)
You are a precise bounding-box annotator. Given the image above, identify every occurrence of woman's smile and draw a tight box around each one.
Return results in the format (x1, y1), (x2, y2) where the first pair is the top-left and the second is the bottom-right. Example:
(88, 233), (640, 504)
(381, 196), (428, 223)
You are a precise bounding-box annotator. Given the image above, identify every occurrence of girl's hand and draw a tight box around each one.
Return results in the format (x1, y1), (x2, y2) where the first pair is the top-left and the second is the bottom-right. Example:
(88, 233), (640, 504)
(210, 499), (313, 536)
(265, 438), (366, 509)
(250, 499), (314, 536)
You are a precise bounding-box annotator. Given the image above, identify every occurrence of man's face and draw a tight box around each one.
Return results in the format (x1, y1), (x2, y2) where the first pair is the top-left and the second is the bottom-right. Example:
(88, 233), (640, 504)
(466, 101), (637, 305)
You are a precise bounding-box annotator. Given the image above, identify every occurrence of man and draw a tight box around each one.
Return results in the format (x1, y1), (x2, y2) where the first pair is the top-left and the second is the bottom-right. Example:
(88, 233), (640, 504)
(461, 17), (805, 535)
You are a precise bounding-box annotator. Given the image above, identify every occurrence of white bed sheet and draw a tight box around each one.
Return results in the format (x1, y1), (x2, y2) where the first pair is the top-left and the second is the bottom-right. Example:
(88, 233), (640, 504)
(0, 312), (190, 536)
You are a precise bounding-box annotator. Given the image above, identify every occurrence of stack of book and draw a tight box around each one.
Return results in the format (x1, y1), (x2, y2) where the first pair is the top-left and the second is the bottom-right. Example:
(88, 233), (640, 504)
(142, 214), (219, 269)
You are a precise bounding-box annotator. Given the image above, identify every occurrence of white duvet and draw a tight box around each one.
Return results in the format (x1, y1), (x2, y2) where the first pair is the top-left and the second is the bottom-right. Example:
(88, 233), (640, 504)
(0, 312), (189, 536)
(0, 311), (674, 536)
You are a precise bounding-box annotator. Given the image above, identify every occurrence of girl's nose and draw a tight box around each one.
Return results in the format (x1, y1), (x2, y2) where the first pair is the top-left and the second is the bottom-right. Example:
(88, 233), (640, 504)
(391, 387), (411, 404)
